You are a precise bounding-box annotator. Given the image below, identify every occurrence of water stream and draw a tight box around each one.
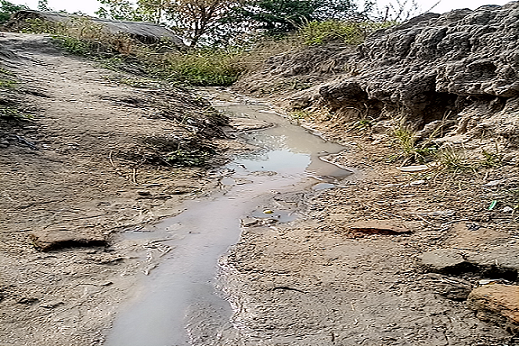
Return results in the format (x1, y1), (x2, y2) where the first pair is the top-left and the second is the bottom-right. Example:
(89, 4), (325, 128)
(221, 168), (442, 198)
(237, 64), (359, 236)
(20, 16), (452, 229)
(103, 92), (352, 346)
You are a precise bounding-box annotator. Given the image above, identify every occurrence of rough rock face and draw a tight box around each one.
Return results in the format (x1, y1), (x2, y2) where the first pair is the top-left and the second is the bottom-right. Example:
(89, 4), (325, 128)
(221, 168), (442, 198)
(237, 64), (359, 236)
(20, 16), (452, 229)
(3, 10), (185, 47)
(288, 2), (519, 146)
(468, 284), (519, 334)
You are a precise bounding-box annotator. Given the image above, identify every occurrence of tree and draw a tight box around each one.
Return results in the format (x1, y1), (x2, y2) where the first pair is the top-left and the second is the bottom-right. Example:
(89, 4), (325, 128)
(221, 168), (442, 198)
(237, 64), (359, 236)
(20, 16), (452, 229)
(0, 0), (27, 23)
(37, 0), (52, 11)
(95, 0), (242, 46)
(96, 0), (143, 21)
(224, 0), (373, 36)
(167, 0), (241, 46)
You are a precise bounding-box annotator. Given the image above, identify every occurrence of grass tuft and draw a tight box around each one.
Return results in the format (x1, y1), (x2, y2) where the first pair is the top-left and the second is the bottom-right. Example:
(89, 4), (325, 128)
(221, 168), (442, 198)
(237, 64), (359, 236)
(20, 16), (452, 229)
(299, 20), (395, 46)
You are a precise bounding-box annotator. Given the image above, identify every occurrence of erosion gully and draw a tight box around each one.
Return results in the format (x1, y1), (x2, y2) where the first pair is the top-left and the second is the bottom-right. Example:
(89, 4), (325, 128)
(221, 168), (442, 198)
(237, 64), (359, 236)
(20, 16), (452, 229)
(104, 91), (352, 346)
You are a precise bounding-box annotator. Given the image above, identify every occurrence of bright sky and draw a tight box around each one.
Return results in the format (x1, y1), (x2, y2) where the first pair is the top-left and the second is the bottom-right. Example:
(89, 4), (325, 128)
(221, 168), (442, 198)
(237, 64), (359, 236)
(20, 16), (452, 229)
(8, 0), (515, 17)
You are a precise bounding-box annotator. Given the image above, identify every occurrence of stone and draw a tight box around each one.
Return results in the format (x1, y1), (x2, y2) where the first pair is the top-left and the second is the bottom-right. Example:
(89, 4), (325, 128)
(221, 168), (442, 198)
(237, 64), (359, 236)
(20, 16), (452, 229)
(29, 228), (107, 251)
(419, 249), (473, 275)
(348, 221), (411, 235)
(230, 118), (272, 131)
(466, 246), (519, 281)
(467, 284), (519, 334)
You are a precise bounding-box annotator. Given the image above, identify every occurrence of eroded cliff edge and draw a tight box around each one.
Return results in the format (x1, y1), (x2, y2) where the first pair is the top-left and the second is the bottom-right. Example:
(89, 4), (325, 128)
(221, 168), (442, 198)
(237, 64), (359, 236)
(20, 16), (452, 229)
(237, 2), (519, 155)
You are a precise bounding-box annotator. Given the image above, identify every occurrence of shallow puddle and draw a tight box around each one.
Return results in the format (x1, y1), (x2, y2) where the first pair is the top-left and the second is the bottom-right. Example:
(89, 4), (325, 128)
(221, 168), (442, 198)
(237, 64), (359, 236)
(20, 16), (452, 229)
(104, 92), (352, 346)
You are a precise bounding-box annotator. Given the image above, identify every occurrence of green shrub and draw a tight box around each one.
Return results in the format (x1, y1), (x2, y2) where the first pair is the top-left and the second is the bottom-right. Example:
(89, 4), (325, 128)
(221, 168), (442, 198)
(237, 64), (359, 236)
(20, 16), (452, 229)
(299, 20), (395, 46)
(52, 36), (95, 55)
(156, 50), (243, 86)
(0, 0), (27, 24)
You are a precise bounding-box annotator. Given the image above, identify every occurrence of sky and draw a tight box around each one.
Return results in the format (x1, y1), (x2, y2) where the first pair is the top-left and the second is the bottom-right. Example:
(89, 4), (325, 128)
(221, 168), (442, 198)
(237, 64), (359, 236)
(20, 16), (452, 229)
(7, 0), (515, 17)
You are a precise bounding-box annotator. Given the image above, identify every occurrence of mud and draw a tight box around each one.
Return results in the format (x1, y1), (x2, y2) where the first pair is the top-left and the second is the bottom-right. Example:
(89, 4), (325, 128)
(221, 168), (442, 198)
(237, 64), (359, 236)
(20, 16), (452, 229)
(0, 32), (228, 346)
(104, 91), (351, 345)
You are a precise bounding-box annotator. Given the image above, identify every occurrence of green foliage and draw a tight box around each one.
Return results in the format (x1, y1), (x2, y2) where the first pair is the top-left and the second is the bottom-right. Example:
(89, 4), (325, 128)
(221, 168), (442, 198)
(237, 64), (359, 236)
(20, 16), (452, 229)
(52, 36), (94, 55)
(300, 19), (395, 45)
(96, 0), (142, 21)
(436, 147), (476, 173)
(435, 147), (503, 173)
(0, 0), (28, 24)
(300, 20), (363, 45)
(0, 79), (16, 88)
(21, 18), (66, 34)
(166, 148), (214, 166)
(37, 0), (52, 11)
(225, 0), (369, 37)
(0, 106), (31, 120)
(354, 117), (372, 129)
(290, 109), (313, 121)
(479, 149), (503, 168)
(390, 125), (437, 163)
(149, 49), (243, 86)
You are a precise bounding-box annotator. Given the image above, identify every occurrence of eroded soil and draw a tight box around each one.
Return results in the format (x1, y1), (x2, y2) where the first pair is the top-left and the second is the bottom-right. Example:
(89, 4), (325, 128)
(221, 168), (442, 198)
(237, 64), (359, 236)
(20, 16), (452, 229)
(0, 32), (232, 345)
(221, 138), (519, 345)
(1, 31), (519, 346)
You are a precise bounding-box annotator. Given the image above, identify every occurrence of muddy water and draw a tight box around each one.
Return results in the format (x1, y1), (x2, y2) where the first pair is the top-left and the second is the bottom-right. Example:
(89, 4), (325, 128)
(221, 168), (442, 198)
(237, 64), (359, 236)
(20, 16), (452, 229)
(103, 93), (351, 346)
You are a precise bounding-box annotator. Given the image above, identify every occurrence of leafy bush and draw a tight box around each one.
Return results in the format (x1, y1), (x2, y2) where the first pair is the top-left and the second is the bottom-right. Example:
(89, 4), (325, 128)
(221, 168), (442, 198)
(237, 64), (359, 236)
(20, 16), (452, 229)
(0, 0), (27, 24)
(157, 50), (243, 86)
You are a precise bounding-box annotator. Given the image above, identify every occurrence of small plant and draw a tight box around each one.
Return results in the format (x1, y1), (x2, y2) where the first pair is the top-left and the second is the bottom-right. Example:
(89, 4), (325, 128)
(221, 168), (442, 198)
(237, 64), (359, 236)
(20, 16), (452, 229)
(436, 147), (477, 173)
(392, 125), (415, 155)
(52, 35), (94, 55)
(0, 67), (13, 75)
(510, 189), (519, 212)
(166, 148), (214, 166)
(390, 125), (438, 163)
(354, 118), (372, 130)
(0, 106), (31, 120)
(155, 49), (244, 86)
(479, 149), (503, 168)
(290, 109), (312, 120)
(0, 79), (16, 88)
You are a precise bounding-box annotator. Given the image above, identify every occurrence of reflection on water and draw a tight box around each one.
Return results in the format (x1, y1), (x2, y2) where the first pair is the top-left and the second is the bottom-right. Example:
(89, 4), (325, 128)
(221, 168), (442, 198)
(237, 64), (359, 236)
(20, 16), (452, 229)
(104, 92), (352, 346)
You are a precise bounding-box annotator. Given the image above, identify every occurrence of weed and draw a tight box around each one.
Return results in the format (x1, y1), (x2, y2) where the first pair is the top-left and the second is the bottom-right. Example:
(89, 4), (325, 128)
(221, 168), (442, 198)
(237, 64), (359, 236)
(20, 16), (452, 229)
(354, 118), (372, 130)
(436, 147), (477, 173)
(166, 148), (214, 166)
(510, 189), (519, 211)
(392, 126), (415, 155)
(289, 109), (314, 124)
(155, 50), (243, 86)
(479, 149), (503, 168)
(0, 68), (13, 75)
(52, 35), (94, 55)
(390, 125), (438, 164)
(0, 106), (31, 120)
(0, 79), (16, 88)
(290, 110), (313, 120)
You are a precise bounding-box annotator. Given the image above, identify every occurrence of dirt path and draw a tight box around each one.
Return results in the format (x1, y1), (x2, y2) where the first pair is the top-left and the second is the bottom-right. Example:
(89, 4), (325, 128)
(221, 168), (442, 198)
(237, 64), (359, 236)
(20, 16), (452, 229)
(0, 32), (230, 346)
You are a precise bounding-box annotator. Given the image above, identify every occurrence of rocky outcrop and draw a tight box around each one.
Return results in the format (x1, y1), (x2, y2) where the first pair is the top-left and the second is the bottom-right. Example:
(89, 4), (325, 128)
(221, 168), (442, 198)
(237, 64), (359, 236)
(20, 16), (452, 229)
(3, 10), (185, 47)
(468, 284), (519, 334)
(269, 3), (519, 147)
